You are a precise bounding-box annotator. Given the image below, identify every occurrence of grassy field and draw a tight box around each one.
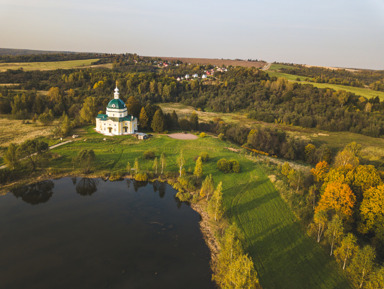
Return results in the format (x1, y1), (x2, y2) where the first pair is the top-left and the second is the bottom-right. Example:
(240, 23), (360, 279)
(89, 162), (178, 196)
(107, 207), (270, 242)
(159, 103), (384, 170)
(0, 117), (57, 148)
(41, 127), (351, 289)
(267, 65), (384, 101)
(0, 59), (112, 72)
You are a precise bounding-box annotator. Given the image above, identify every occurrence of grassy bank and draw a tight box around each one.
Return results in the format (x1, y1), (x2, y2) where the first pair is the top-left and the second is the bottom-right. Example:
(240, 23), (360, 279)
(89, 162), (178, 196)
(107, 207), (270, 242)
(8, 127), (349, 289)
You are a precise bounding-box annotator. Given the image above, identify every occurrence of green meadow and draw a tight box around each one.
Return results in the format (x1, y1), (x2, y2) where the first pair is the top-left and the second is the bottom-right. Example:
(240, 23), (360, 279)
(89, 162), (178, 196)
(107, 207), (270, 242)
(46, 127), (351, 289)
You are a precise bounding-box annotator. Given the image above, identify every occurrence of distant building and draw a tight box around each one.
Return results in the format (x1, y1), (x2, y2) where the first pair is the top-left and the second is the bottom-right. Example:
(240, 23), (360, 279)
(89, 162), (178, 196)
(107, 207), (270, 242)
(192, 73), (199, 78)
(202, 74), (207, 79)
(185, 74), (190, 79)
(95, 87), (138, 136)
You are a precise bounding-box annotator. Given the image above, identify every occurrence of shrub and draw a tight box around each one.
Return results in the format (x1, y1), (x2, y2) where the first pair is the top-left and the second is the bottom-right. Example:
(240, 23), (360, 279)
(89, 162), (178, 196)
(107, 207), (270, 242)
(199, 132), (206, 138)
(176, 191), (192, 202)
(217, 159), (231, 173)
(134, 173), (148, 182)
(217, 158), (240, 173)
(199, 152), (210, 162)
(218, 133), (224, 140)
(110, 170), (124, 181)
(143, 150), (155, 159)
(229, 159), (240, 173)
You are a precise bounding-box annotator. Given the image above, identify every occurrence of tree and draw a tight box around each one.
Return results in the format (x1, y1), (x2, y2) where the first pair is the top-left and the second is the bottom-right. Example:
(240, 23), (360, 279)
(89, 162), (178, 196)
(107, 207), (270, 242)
(194, 156), (203, 178)
(189, 112), (199, 131)
(139, 107), (149, 130)
(208, 182), (224, 221)
(325, 214), (343, 256)
(160, 152), (166, 174)
(152, 157), (158, 174)
(126, 95), (141, 117)
(177, 151), (185, 177)
(366, 267), (384, 289)
(314, 210), (327, 242)
(305, 143), (316, 164)
(315, 182), (356, 218)
(38, 109), (54, 126)
(57, 113), (71, 137)
(17, 139), (49, 171)
(213, 224), (259, 289)
(334, 233), (358, 270)
(4, 143), (19, 169)
(74, 149), (96, 173)
(79, 97), (97, 124)
(151, 109), (165, 132)
(348, 245), (376, 288)
(360, 185), (384, 237)
(352, 165), (383, 193)
(134, 158), (139, 174)
(311, 161), (329, 183)
(334, 149), (359, 168)
(126, 161), (131, 174)
(200, 174), (214, 200)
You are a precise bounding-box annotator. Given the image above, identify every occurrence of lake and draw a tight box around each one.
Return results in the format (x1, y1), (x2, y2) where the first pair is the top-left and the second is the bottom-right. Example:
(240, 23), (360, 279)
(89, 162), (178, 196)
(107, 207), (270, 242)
(0, 178), (215, 289)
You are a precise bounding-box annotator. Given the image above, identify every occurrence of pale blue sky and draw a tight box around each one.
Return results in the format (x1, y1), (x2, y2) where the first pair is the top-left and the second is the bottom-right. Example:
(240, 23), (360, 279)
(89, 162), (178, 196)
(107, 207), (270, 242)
(1, 0), (383, 69)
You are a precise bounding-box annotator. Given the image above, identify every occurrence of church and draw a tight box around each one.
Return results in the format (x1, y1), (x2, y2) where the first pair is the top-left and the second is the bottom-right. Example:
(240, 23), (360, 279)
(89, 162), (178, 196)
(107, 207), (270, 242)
(95, 87), (138, 135)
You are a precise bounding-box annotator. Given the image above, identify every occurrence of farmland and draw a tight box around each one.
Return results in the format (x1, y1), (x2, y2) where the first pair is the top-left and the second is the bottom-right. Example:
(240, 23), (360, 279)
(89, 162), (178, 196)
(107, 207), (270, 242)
(0, 59), (112, 72)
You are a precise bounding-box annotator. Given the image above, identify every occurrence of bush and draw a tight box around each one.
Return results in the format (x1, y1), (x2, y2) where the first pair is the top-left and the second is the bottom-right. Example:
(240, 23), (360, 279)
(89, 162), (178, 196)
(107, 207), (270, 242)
(217, 158), (231, 173)
(199, 132), (206, 138)
(143, 150), (155, 159)
(134, 173), (148, 182)
(217, 158), (240, 173)
(218, 133), (224, 140)
(110, 170), (124, 181)
(199, 152), (210, 162)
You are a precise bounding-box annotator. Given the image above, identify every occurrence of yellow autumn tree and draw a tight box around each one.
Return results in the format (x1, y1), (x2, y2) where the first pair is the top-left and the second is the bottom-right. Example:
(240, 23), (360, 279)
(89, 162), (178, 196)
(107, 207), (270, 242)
(311, 161), (329, 182)
(360, 185), (384, 236)
(315, 182), (356, 218)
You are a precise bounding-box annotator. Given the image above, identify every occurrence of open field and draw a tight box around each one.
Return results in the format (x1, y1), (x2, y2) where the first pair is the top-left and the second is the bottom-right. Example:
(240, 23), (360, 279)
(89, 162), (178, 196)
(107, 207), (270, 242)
(0, 117), (57, 148)
(38, 128), (350, 289)
(159, 103), (384, 169)
(157, 56), (266, 68)
(0, 59), (112, 72)
(267, 65), (384, 101)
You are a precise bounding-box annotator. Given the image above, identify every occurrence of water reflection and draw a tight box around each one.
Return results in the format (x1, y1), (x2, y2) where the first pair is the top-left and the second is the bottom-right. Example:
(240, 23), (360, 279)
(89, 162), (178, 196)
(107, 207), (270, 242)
(11, 180), (54, 205)
(133, 179), (148, 192)
(76, 178), (98, 196)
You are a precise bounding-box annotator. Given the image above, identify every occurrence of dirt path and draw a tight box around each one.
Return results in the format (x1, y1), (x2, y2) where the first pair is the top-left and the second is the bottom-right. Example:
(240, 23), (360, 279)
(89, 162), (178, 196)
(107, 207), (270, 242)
(168, 133), (198, 140)
(0, 140), (73, 169)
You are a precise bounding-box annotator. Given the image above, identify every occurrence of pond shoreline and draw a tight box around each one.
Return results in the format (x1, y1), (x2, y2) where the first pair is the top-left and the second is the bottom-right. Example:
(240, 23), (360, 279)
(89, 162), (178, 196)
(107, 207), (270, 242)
(1, 172), (220, 286)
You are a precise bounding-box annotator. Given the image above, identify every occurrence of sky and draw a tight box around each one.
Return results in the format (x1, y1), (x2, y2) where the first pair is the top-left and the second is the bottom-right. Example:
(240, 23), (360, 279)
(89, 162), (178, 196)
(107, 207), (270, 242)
(1, 0), (383, 69)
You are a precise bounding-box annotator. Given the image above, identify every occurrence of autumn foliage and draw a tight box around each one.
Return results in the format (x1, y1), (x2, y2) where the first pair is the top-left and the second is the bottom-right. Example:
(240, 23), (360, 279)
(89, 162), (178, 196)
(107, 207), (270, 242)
(315, 182), (356, 218)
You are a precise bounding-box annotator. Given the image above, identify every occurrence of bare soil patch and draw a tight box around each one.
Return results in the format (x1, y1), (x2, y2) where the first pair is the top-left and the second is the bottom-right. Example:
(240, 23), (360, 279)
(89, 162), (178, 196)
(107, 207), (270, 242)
(168, 133), (198, 140)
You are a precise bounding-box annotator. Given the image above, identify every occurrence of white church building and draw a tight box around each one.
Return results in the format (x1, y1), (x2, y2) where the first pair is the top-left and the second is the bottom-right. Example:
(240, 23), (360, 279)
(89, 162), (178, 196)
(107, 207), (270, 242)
(95, 87), (138, 135)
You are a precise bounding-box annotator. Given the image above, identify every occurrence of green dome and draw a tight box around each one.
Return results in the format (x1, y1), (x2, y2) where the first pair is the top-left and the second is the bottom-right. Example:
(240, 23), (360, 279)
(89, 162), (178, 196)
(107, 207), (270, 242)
(107, 99), (126, 109)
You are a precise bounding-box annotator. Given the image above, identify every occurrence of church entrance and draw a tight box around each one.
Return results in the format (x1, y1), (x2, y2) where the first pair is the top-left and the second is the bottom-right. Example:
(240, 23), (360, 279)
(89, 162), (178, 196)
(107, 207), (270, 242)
(108, 127), (112, 133)
(123, 127), (128, 133)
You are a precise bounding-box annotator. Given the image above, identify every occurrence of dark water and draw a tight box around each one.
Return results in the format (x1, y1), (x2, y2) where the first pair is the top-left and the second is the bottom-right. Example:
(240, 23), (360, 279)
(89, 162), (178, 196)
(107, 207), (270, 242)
(0, 178), (215, 289)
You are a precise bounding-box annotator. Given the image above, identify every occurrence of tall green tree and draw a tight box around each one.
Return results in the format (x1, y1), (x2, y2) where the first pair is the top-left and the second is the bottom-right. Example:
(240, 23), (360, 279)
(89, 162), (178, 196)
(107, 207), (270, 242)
(160, 152), (166, 175)
(334, 233), (358, 270)
(189, 111), (199, 131)
(194, 156), (203, 179)
(126, 95), (141, 117)
(177, 151), (185, 177)
(79, 97), (97, 124)
(208, 182), (224, 222)
(74, 149), (96, 173)
(200, 174), (214, 200)
(4, 143), (19, 170)
(151, 109), (165, 132)
(152, 157), (158, 174)
(139, 107), (149, 130)
(325, 214), (344, 256)
(348, 245), (376, 288)
(134, 158), (139, 174)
